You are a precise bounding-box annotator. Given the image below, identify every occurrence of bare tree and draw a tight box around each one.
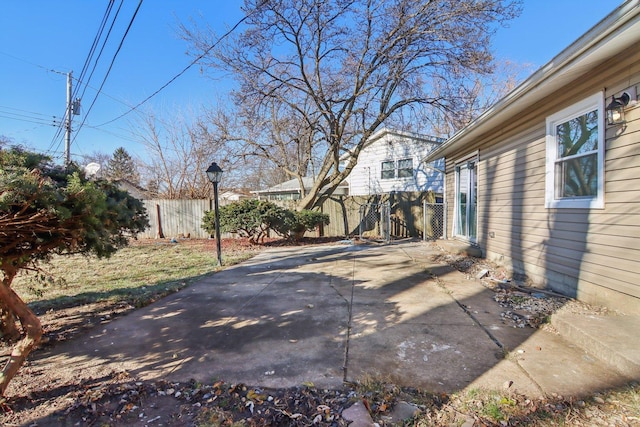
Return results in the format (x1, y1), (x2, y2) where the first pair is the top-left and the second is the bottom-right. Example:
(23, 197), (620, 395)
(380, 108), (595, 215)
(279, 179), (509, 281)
(200, 98), (321, 194)
(182, 0), (521, 209)
(133, 110), (237, 199)
(421, 59), (531, 137)
(0, 136), (11, 149)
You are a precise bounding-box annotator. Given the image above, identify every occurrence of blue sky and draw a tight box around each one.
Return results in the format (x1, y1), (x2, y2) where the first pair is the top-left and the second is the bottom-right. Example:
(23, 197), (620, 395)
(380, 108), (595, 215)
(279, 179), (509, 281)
(0, 1), (622, 165)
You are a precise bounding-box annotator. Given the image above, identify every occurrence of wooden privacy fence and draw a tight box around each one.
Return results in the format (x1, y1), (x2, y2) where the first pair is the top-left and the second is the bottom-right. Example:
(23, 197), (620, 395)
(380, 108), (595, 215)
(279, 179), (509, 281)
(318, 191), (441, 239)
(138, 192), (442, 240)
(141, 199), (215, 239)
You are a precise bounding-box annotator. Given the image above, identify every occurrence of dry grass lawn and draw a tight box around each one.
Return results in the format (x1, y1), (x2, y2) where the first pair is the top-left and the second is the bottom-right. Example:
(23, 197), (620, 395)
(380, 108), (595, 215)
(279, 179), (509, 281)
(12, 238), (258, 313)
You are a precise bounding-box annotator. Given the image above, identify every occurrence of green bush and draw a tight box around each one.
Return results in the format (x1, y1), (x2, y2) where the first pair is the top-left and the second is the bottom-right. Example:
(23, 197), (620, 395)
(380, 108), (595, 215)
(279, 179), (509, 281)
(290, 210), (330, 235)
(202, 200), (329, 243)
(202, 199), (291, 243)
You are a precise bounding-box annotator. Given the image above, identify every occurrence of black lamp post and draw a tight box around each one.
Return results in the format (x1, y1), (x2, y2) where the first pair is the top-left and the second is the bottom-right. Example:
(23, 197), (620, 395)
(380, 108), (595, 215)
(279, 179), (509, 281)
(206, 162), (224, 266)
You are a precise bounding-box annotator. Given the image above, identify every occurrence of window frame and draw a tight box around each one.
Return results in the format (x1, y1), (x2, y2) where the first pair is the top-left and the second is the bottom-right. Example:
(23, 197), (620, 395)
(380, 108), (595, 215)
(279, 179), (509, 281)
(381, 161), (395, 180)
(545, 92), (605, 209)
(453, 155), (478, 242)
(397, 158), (413, 179)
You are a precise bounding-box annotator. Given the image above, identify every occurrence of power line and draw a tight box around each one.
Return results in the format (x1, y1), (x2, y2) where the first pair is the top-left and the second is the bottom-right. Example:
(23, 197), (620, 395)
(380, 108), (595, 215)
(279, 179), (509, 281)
(72, 0), (143, 144)
(3, 3), (259, 161)
(0, 109), (57, 126)
(0, 50), (56, 73)
(53, 1), (123, 158)
(77, 1), (122, 103)
(72, 0), (116, 102)
(0, 113), (55, 127)
(50, 1), (123, 157)
(96, 7), (255, 127)
(81, 123), (139, 144)
(41, 3), (116, 156)
(0, 48), (141, 156)
(0, 105), (55, 119)
(45, 79), (69, 157)
(0, 52), (68, 155)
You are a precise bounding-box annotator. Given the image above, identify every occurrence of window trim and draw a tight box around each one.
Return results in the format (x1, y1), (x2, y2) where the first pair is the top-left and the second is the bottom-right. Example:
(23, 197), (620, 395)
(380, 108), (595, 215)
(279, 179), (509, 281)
(380, 158), (415, 180)
(545, 92), (605, 209)
(397, 158), (413, 179)
(381, 160), (395, 180)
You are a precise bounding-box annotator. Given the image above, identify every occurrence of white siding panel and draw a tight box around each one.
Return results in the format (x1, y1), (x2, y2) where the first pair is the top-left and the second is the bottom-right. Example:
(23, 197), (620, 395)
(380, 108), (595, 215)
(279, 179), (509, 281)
(346, 129), (444, 195)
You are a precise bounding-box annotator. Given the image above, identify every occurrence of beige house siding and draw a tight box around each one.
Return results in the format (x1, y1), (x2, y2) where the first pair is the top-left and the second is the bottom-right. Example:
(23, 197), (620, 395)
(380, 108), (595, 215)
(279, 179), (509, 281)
(442, 44), (640, 312)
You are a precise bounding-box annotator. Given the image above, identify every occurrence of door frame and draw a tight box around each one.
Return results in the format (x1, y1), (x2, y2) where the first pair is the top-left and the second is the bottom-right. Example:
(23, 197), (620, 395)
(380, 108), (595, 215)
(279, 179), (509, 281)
(453, 153), (478, 243)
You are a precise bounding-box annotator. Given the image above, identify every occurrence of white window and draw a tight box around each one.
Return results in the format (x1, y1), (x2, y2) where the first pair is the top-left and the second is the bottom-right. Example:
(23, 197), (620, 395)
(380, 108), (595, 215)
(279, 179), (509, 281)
(381, 158), (414, 179)
(397, 158), (413, 178)
(545, 92), (605, 209)
(381, 161), (395, 179)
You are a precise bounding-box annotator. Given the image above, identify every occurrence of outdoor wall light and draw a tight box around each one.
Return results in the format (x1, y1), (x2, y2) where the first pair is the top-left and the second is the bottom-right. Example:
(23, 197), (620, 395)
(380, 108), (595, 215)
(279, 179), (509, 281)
(606, 86), (637, 126)
(606, 92), (630, 125)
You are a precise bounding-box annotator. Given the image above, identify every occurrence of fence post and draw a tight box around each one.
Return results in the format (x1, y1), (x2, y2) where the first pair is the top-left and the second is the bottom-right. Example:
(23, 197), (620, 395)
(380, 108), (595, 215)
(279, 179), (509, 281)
(155, 204), (164, 239)
(423, 200), (426, 242)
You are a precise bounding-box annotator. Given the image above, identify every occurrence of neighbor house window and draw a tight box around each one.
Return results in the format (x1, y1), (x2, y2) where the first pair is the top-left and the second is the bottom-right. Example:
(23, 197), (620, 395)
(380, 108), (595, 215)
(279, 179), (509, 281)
(397, 158), (413, 178)
(545, 92), (605, 209)
(381, 161), (395, 179)
(381, 159), (414, 179)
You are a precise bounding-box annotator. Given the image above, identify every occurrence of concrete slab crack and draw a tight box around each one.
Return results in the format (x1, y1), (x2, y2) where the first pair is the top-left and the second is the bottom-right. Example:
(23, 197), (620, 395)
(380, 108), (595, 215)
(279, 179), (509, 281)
(434, 276), (504, 350)
(329, 255), (357, 383)
(434, 275), (546, 396)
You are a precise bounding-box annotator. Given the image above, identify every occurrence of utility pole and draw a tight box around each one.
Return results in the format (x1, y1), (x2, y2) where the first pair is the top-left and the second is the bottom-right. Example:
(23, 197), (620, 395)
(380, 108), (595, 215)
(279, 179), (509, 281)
(64, 71), (72, 166)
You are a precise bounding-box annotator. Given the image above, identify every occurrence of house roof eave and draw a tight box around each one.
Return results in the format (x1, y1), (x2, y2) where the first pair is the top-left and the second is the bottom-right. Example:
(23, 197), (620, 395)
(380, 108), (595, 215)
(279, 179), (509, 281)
(339, 127), (444, 162)
(252, 177), (349, 195)
(424, 0), (640, 163)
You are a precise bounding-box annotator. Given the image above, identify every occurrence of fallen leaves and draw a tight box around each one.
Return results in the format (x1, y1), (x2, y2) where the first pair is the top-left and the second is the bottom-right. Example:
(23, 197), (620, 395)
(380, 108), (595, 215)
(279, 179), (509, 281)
(14, 372), (446, 426)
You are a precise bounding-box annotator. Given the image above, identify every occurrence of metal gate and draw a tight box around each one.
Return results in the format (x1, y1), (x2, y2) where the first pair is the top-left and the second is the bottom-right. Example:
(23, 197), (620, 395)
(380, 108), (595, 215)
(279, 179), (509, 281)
(359, 202), (391, 242)
(423, 202), (446, 240)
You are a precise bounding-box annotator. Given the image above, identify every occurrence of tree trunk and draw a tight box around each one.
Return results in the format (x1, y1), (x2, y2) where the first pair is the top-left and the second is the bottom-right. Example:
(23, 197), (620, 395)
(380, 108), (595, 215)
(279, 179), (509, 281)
(0, 302), (21, 343)
(0, 275), (43, 396)
(0, 271), (21, 342)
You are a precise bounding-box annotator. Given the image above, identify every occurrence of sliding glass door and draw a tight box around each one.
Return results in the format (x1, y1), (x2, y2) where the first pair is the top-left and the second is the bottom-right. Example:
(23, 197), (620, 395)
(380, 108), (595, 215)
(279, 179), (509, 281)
(454, 161), (477, 242)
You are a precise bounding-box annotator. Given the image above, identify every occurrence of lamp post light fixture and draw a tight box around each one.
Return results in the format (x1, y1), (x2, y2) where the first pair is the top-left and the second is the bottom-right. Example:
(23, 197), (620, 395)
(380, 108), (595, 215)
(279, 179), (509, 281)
(206, 162), (224, 266)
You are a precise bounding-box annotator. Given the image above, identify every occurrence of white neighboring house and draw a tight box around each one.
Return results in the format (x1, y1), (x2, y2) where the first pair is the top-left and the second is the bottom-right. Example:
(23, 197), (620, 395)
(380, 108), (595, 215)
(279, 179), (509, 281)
(344, 128), (445, 196)
(220, 190), (250, 202)
(113, 179), (148, 200)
